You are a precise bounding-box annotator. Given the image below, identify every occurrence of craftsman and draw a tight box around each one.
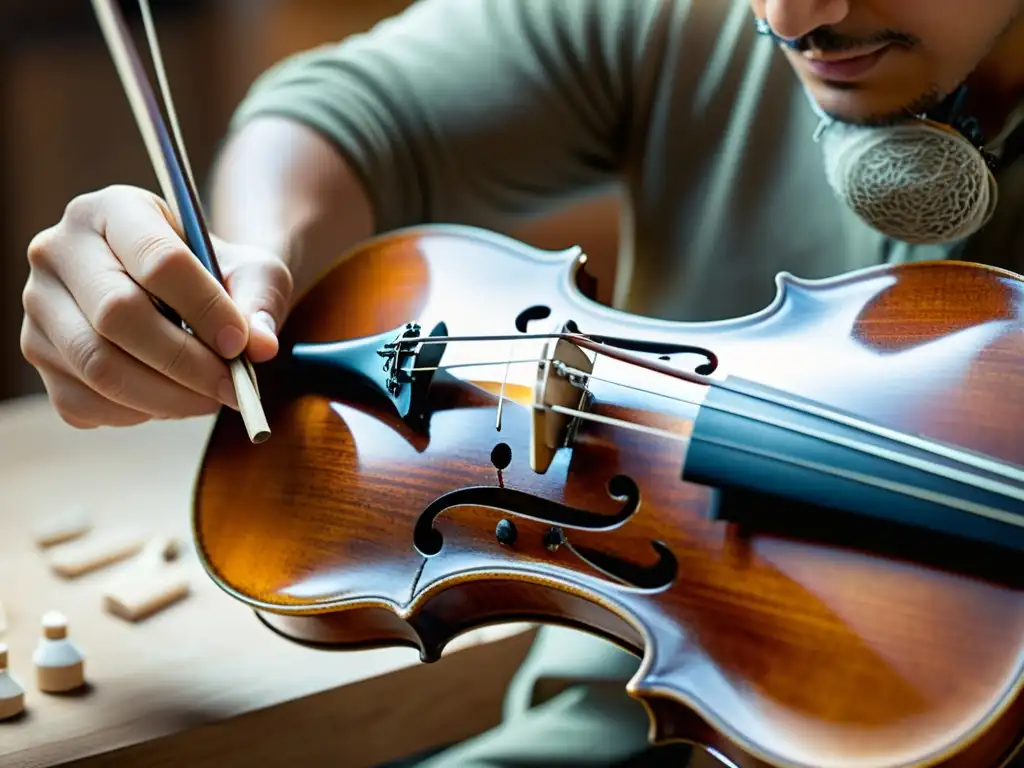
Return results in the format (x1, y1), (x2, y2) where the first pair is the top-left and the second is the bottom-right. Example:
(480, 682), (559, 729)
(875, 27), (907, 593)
(18, 0), (1024, 765)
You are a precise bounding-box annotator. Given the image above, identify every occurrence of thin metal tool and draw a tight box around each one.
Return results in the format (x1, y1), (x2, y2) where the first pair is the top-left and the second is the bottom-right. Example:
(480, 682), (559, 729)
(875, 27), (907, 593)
(89, 0), (269, 443)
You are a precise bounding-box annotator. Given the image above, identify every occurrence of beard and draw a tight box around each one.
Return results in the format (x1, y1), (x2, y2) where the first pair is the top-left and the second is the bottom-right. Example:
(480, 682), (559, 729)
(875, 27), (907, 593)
(814, 81), (947, 127)
(818, 83), (949, 127)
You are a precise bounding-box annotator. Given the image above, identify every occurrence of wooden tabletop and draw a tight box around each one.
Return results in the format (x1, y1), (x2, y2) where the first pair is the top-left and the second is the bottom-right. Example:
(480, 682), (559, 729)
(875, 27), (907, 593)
(0, 395), (532, 767)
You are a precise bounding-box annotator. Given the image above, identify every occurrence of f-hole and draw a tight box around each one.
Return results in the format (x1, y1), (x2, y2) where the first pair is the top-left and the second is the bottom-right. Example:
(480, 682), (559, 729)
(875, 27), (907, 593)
(516, 305), (551, 333)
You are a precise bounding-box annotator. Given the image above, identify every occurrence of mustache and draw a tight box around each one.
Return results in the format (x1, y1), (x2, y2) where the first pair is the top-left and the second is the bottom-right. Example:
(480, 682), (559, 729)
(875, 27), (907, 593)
(798, 27), (919, 51)
(756, 20), (919, 52)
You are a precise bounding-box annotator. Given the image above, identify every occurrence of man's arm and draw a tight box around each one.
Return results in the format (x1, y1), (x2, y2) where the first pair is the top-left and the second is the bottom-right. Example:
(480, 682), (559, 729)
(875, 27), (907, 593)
(208, 115), (374, 303)
(208, 0), (670, 302)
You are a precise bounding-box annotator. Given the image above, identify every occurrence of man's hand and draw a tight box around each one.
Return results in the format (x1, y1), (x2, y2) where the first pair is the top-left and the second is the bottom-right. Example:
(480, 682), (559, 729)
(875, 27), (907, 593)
(20, 184), (293, 429)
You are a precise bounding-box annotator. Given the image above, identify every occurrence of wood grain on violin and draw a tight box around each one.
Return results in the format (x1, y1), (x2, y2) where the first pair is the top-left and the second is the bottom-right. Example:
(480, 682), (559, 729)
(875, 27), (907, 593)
(192, 225), (1024, 768)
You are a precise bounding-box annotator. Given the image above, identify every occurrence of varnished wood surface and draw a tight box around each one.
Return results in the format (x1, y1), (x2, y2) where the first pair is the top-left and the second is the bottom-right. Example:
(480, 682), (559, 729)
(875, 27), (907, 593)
(195, 224), (1024, 768)
(0, 394), (531, 768)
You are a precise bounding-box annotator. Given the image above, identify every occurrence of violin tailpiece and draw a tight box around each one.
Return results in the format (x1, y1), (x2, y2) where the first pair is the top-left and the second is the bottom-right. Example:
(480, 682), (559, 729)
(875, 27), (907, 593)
(288, 320), (449, 424)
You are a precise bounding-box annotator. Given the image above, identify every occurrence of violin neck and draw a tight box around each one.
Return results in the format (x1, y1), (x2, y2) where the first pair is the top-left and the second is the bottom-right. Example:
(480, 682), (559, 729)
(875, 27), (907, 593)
(681, 376), (1024, 561)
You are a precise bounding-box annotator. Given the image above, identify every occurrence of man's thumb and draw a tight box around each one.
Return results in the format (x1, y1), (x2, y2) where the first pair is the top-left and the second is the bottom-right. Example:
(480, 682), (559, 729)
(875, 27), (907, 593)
(225, 254), (293, 364)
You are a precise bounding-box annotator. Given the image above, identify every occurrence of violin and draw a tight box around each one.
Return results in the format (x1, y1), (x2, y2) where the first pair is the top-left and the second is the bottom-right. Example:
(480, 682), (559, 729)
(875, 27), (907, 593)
(88, 2), (1024, 766)
(192, 226), (1024, 768)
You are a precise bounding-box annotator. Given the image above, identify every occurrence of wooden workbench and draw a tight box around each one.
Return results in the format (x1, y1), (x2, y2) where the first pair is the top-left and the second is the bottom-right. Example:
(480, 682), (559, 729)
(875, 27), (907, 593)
(0, 395), (534, 767)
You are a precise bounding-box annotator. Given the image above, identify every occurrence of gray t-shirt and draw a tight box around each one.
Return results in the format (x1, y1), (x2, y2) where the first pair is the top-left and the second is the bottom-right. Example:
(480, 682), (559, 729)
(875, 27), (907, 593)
(229, 0), (1024, 323)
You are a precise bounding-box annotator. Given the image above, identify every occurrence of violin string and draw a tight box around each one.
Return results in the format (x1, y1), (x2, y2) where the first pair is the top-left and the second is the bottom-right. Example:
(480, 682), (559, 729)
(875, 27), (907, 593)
(551, 362), (1024, 504)
(410, 357), (543, 372)
(400, 331), (711, 374)
(539, 403), (1019, 525)
(542, 405), (689, 443)
(403, 335), (1024, 513)
(565, 329), (1024, 488)
(495, 341), (517, 432)
(694, 430), (1024, 527)
(553, 363), (701, 404)
(715, 376), (1024, 485)
(403, 335), (1019, 518)
(548, 360), (1024, 516)
(406, 332), (583, 345)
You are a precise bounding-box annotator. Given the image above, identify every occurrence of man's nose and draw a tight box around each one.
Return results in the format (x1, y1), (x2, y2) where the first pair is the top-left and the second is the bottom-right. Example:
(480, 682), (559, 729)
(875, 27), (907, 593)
(762, 0), (850, 41)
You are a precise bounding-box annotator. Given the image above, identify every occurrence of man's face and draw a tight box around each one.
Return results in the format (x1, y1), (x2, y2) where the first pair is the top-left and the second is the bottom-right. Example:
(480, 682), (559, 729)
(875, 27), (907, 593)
(749, 0), (1023, 125)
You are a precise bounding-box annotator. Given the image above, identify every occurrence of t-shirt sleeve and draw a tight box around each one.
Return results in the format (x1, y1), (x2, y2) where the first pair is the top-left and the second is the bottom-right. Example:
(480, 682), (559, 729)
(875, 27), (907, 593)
(227, 0), (670, 233)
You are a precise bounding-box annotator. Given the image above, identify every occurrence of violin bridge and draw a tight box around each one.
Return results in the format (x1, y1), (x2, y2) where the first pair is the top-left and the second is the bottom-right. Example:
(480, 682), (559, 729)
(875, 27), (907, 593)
(530, 335), (595, 474)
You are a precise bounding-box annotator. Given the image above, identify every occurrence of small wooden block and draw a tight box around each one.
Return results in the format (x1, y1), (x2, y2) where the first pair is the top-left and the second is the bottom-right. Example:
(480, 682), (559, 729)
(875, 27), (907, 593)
(48, 532), (145, 578)
(33, 505), (91, 548)
(103, 567), (190, 622)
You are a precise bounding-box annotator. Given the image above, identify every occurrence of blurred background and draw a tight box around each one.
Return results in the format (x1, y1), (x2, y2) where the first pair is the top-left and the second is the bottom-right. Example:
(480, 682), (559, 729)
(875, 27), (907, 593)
(0, 0), (620, 406)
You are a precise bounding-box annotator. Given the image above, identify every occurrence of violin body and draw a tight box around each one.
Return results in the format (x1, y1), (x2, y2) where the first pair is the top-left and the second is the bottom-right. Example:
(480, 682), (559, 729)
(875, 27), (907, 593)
(192, 224), (1024, 768)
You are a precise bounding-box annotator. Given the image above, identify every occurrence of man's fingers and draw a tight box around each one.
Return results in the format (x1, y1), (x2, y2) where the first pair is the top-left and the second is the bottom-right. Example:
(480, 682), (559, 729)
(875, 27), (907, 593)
(22, 319), (159, 428)
(39, 367), (157, 429)
(36, 229), (231, 402)
(24, 273), (233, 418)
(222, 251), (294, 363)
(93, 187), (250, 359)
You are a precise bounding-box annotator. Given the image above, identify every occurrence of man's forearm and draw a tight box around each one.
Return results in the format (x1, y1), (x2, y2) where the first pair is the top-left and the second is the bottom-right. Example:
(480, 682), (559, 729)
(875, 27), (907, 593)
(207, 0), (662, 308)
(208, 115), (375, 305)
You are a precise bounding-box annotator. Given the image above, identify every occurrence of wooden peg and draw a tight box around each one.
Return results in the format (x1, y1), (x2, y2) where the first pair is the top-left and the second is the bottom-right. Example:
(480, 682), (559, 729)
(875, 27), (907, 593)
(0, 644), (25, 719)
(33, 505), (91, 548)
(47, 531), (145, 578)
(33, 611), (85, 693)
